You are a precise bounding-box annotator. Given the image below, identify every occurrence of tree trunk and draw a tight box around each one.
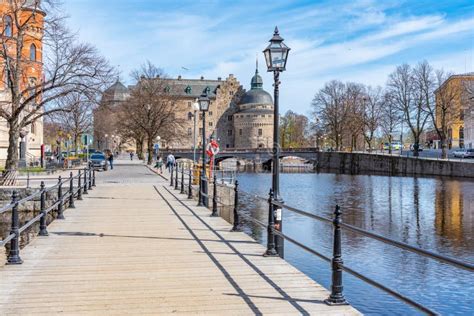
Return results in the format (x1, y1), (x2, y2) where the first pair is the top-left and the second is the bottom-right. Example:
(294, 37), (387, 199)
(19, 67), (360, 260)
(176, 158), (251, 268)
(388, 134), (392, 155)
(440, 137), (448, 159)
(146, 137), (153, 165)
(135, 137), (144, 160)
(5, 125), (20, 171)
(413, 137), (420, 157)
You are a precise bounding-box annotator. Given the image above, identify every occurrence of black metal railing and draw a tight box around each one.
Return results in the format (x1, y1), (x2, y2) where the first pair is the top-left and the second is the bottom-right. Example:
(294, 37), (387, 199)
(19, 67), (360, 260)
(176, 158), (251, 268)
(0, 166), (96, 265)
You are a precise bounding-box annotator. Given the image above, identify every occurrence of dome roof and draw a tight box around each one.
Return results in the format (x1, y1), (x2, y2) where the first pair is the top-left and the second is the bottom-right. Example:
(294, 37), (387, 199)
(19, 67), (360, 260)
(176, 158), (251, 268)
(239, 89), (273, 105)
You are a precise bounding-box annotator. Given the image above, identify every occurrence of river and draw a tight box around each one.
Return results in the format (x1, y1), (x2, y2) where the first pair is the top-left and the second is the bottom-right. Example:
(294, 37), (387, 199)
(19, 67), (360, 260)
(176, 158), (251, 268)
(236, 172), (474, 315)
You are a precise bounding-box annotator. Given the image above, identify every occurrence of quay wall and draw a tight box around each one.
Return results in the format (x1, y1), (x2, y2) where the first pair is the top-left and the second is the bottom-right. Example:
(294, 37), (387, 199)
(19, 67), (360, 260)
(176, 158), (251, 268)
(314, 152), (474, 178)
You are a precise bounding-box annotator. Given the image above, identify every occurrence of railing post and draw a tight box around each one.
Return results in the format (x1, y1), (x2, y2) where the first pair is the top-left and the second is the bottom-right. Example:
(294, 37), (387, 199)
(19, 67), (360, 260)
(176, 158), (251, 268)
(39, 181), (48, 236)
(211, 174), (218, 217)
(197, 170), (203, 206)
(264, 189), (278, 256)
(77, 170), (83, 201)
(7, 191), (23, 264)
(69, 172), (75, 208)
(174, 163), (179, 190)
(325, 205), (348, 305)
(187, 167), (193, 199)
(83, 168), (88, 195)
(88, 167), (92, 190)
(170, 164), (174, 187)
(92, 169), (96, 187)
(180, 164), (185, 194)
(57, 176), (65, 219)
(231, 180), (240, 232)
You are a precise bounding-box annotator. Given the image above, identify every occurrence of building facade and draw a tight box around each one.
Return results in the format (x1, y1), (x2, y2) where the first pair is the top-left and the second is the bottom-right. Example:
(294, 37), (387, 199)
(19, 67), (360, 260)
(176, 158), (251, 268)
(435, 73), (474, 149)
(0, 0), (45, 164)
(95, 65), (275, 152)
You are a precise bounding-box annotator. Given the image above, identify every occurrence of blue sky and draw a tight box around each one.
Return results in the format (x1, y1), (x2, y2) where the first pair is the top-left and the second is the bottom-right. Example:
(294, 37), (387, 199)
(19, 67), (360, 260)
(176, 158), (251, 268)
(63, 0), (474, 115)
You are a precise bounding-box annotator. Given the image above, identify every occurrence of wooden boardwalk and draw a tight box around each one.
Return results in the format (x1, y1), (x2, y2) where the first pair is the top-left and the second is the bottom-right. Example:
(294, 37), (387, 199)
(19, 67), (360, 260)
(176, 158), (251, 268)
(0, 165), (360, 315)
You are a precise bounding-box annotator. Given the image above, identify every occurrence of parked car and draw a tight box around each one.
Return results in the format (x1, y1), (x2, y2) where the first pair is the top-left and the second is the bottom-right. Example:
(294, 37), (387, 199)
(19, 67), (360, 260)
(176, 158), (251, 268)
(454, 149), (474, 158)
(90, 153), (108, 171)
(410, 144), (424, 151)
(391, 142), (402, 150)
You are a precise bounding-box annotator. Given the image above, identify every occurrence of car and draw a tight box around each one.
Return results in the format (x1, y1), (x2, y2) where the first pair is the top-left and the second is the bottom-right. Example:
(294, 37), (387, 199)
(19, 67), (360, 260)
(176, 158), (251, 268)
(90, 153), (108, 171)
(410, 144), (424, 152)
(391, 142), (402, 150)
(453, 149), (468, 158)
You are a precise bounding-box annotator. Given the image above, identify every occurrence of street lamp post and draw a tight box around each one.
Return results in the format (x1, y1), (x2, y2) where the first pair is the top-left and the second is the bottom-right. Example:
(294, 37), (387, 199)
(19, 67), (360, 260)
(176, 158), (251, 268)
(198, 93), (210, 207)
(192, 100), (199, 163)
(263, 26), (290, 258)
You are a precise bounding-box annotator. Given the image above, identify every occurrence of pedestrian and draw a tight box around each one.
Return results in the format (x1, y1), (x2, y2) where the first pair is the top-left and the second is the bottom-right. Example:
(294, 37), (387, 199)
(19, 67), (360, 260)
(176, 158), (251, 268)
(154, 155), (164, 174)
(108, 152), (114, 170)
(130, 152), (134, 161)
(166, 153), (175, 172)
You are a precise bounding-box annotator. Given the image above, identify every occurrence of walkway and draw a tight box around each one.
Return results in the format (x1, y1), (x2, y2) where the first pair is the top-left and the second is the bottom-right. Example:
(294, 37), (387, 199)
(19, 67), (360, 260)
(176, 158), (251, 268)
(0, 164), (360, 315)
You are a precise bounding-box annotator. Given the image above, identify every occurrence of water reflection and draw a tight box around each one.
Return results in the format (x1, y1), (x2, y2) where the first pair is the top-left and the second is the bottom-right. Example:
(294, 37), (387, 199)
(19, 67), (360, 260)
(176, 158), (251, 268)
(237, 172), (474, 315)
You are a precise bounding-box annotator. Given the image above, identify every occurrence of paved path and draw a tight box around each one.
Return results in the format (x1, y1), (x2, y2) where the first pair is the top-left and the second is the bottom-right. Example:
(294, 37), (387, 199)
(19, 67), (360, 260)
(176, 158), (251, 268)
(0, 164), (360, 315)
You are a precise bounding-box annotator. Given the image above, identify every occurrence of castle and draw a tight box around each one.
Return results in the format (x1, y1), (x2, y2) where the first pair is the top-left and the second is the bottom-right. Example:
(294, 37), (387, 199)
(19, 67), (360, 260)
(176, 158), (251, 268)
(94, 64), (275, 151)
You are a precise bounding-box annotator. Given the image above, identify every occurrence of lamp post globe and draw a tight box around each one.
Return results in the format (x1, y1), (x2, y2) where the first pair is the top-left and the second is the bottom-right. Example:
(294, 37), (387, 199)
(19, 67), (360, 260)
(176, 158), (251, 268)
(263, 26), (290, 258)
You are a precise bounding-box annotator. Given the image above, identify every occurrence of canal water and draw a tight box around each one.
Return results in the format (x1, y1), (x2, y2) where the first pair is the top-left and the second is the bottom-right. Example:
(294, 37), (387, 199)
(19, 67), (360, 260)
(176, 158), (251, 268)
(236, 172), (474, 315)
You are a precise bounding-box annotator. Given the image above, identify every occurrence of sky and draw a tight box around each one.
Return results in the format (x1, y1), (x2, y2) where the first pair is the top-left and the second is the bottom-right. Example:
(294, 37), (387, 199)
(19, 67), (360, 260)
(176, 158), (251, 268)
(63, 0), (474, 116)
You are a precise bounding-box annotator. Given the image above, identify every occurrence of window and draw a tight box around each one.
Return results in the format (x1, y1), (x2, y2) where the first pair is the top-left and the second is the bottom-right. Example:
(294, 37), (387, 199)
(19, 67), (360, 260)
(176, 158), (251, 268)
(29, 44), (36, 61)
(227, 115), (233, 121)
(187, 128), (192, 136)
(209, 121), (213, 127)
(229, 91), (234, 96)
(258, 129), (263, 136)
(227, 130), (232, 136)
(239, 129), (242, 136)
(185, 86), (192, 94)
(199, 128), (203, 135)
(187, 112), (193, 121)
(209, 111), (213, 116)
(5, 15), (12, 37)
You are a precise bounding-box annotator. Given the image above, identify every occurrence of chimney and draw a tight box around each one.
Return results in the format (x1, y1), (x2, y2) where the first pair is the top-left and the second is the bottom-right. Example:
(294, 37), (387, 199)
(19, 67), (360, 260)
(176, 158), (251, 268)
(178, 75), (182, 80)
(200, 76), (204, 80)
(217, 77), (222, 81)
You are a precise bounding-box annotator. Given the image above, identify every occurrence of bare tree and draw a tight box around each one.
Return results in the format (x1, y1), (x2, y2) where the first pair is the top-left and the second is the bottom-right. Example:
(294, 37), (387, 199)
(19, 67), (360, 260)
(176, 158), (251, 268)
(345, 82), (365, 152)
(48, 93), (94, 151)
(362, 86), (383, 152)
(0, 1), (114, 175)
(311, 80), (351, 150)
(117, 62), (185, 165)
(388, 63), (430, 157)
(425, 70), (458, 158)
(380, 92), (401, 154)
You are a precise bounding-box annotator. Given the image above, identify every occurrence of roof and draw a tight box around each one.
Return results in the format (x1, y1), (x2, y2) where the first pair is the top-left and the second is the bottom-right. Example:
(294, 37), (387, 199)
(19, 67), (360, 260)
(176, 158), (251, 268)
(239, 88), (273, 106)
(237, 108), (274, 115)
(102, 80), (129, 103)
(434, 72), (474, 94)
(145, 78), (224, 99)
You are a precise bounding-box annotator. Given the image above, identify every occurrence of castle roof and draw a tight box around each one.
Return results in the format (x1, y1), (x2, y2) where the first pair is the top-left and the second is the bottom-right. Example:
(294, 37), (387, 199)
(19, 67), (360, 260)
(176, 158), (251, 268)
(238, 63), (273, 106)
(102, 80), (129, 103)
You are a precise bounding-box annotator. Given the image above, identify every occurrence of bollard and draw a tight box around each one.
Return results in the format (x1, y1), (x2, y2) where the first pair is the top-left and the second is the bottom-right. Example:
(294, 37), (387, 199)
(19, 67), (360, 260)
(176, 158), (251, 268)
(325, 205), (348, 305)
(231, 180), (240, 232)
(7, 191), (23, 264)
(180, 165), (185, 194)
(197, 170), (203, 206)
(187, 167), (193, 199)
(211, 174), (218, 217)
(264, 189), (278, 256)
(83, 168), (88, 195)
(175, 163), (179, 190)
(88, 167), (92, 190)
(57, 176), (65, 219)
(39, 181), (48, 236)
(77, 170), (83, 201)
(69, 172), (75, 208)
(170, 165), (174, 187)
(92, 169), (96, 187)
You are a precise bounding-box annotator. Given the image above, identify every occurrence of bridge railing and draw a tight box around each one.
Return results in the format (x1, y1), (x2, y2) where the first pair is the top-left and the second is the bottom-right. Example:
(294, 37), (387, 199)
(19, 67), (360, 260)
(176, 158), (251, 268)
(0, 166), (96, 265)
(166, 164), (474, 315)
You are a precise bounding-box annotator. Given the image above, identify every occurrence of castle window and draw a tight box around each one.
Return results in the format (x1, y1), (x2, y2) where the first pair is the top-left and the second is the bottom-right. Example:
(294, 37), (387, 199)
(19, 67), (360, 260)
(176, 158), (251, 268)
(164, 86), (170, 93)
(187, 128), (192, 136)
(30, 44), (36, 61)
(228, 115), (233, 121)
(187, 112), (193, 121)
(209, 111), (213, 116)
(185, 86), (192, 94)
(5, 15), (12, 37)
(239, 129), (242, 136)
(204, 86), (210, 94)
(227, 130), (232, 136)
(258, 129), (263, 136)
(209, 121), (213, 127)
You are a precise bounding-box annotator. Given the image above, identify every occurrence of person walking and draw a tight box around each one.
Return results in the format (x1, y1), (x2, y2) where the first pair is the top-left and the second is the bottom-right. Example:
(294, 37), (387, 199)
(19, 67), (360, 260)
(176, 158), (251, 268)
(154, 155), (164, 174)
(108, 152), (114, 170)
(166, 154), (175, 172)
(130, 152), (134, 161)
